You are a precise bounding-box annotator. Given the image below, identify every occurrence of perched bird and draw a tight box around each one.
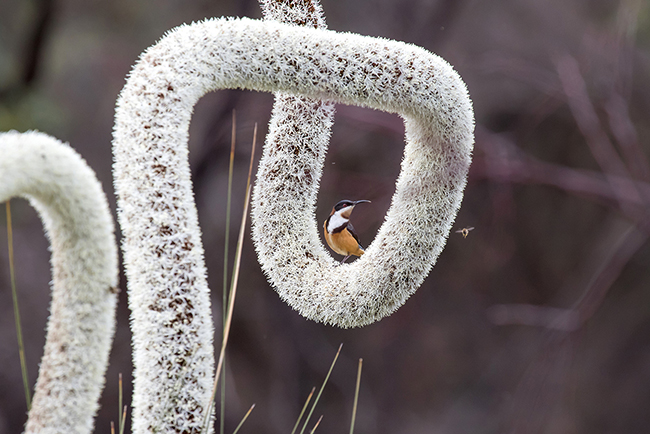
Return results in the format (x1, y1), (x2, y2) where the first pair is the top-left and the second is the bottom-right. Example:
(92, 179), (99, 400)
(323, 199), (371, 263)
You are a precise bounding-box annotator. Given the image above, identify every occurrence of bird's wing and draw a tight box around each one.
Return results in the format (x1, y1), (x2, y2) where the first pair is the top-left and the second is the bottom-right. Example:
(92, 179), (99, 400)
(346, 222), (363, 248)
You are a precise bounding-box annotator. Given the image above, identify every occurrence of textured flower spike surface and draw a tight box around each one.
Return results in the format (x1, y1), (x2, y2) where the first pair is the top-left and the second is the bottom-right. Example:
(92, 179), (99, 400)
(114, 18), (474, 336)
(250, 19), (475, 327)
(114, 12), (473, 434)
(0, 131), (118, 434)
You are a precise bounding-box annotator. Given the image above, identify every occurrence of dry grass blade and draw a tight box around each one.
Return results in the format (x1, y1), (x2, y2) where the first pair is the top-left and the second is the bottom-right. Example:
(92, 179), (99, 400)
(224, 110), (236, 304)
(291, 387), (316, 434)
(221, 110), (237, 434)
(231, 403), (255, 434)
(6, 201), (31, 410)
(300, 344), (343, 434)
(119, 405), (127, 434)
(118, 373), (123, 432)
(349, 358), (363, 434)
(112, 374), (127, 434)
(203, 123), (258, 432)
(309, 415), (324, 434)
(120, 405), (126, 434)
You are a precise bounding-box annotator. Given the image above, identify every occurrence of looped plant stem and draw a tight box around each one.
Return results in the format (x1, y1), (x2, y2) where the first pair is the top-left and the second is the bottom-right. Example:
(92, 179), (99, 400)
(114, 33), (473, 426)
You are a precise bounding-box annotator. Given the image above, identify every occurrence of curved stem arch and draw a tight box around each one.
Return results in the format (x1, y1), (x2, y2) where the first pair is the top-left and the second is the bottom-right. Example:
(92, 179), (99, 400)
(0, 131), (118, 434)
(113, 20), (474, 384)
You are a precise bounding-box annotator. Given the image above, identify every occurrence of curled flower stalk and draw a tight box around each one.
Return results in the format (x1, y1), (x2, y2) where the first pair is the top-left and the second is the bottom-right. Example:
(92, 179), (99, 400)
(0, 131), (118, 434)
(114, 28), (473, 418)
(260, 0), (336, 157)
(259, 0), (336, 219)
(246, 19), (474, 327)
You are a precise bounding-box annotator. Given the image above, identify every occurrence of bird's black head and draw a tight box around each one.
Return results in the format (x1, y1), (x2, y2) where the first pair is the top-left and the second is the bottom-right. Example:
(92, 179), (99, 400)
(333, 200), (356, 212)
(330, 199), (371, 216)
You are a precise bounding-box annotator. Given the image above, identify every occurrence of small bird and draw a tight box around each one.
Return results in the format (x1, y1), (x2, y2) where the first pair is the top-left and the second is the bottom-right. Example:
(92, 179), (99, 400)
(323, 199), (371, 263)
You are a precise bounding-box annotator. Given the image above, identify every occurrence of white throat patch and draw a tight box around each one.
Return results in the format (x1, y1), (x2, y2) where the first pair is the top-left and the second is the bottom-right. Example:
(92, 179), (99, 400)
(327, 212), (349, 233)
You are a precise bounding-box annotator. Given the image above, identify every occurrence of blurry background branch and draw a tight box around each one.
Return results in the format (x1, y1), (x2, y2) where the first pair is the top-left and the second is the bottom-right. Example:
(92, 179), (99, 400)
(0, 0), (54, 101)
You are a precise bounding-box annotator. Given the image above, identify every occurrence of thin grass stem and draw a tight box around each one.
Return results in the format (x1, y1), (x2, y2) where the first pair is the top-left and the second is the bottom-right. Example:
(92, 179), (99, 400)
(118, 373), (123, 432)
(291, 387), (316, 434)
(203, 123), (258, 432)
(112, 374), (127, 434)
(120, 405), (127, 434)
(349, 359), (363, 434)
(221, 110), (237, 434)
(6, 201), (31, 410)
(309, 415), (324, 434)
(300, 343), (343, 434)
(231, 403), (255, 434)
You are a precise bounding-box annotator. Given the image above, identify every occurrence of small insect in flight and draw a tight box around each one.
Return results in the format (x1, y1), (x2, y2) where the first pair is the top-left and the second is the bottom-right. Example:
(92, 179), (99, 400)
(323, 199), (371, 263)
(455, 227), (475, 238)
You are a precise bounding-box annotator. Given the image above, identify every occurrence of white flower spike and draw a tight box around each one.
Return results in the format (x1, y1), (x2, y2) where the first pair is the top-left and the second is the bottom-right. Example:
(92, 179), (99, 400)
(0, 131), (118, 434)
(114, 13), (472, 432)
(245, 19), (475, 327)
(114, 21), (473, 423)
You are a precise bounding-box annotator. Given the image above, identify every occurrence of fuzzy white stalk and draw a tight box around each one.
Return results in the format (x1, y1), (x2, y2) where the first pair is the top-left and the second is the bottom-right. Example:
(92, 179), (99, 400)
(247, 19), (475, 327)
(0, 131), (118, 434)
(259, 0), (337, 269)
(261, 0), (328, 27)
(113, 28), (473, 406)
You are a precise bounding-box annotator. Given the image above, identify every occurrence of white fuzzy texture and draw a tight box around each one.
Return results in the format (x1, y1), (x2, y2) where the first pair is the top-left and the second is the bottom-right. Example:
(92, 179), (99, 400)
(261, 0), (328, 28)
(0, 131), (118, 434)
(246, 19), (475, 327)
(113, 24), (473, 404)
(327, 212), (348, 233)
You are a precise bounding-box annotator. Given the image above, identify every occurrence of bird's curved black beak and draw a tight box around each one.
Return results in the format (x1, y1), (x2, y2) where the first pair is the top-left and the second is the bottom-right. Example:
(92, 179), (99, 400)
(353, 200), (371, 205)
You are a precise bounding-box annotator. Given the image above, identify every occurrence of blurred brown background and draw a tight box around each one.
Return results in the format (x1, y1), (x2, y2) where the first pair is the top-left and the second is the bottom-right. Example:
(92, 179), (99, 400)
(1, 0), (649, 433)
